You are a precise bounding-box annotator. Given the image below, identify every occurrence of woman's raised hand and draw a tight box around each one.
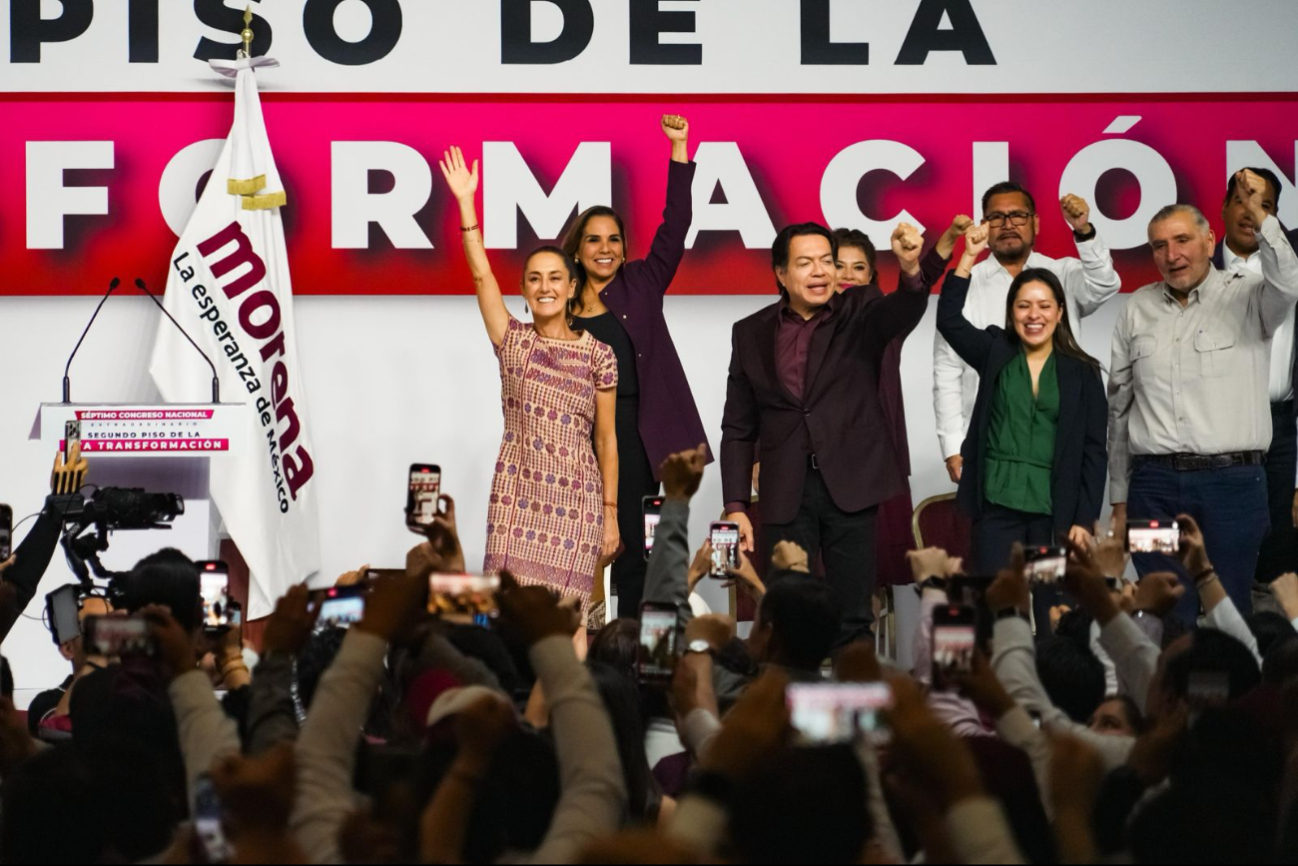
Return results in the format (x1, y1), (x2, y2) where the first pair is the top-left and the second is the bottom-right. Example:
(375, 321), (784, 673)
(439, 146), (479, 202)
(661, 114), (689, 142)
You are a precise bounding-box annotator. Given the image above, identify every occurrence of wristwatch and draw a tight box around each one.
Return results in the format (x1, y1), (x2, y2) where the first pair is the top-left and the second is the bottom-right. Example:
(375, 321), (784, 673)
(685, 639), (713, 656)
(920, 576), (949, 592)
(1073, 224), (1098, 242)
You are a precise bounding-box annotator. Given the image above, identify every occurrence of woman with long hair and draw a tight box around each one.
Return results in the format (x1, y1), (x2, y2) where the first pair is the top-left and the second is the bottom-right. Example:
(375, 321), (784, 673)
(440, 146), (620, 608)
(559, 114), (712, 619)
(937, 224), (1107, 575)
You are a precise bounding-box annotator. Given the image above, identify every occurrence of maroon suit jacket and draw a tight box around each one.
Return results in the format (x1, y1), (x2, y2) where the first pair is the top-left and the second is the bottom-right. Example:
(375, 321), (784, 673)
(597, 160), (713, 478)
(721, 272), (931, 525)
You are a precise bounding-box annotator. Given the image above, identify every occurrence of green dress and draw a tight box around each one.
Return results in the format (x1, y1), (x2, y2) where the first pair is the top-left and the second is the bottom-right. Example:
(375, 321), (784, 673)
(984, 351), (1059, 516)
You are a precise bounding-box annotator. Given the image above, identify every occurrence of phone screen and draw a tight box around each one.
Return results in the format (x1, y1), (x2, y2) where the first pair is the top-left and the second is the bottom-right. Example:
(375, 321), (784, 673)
(0, 504), (11, 561)
(1127, 521), (1180, 555)
(643, 497), (664, 560)
(1024, 547), (1068, 584)
(709, 523), (740, 578)
(317, 591), (366, 629)
(932, 606), (977, 684)
(84, 616), (156, 658)
(193, 774), (232, 864)
(48, 585), (81, 646)
(408, 465), (442, 532)
(637, 605), (679, 682)
(428, 574), (500, 624)
(787, 683), (894, 745)
(197, 562), (233, 630)
(64, 420), (81, 462)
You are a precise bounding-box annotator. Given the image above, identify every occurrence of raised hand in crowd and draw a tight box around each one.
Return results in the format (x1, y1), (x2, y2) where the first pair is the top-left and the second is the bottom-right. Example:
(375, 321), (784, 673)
(422, 493), (466, 574)
(51, 442), (88, 495)
(1175, 513), (1212, 578)
(209, 742), (306, 864)
(670, 645), (719, 724)
(954, 650), (1017, 720)
(1273, 572), (1298, 622)
(1236, 168), (1273, 229)
(1049, 735), (1106, 864)
(886, 677), (985, 811)
(1091, 525), (1130, 579)
(891, 222), (924, 275)
(985, 545), (1030, 616)
(334, 564), (370, 587)
(954, 223), (991, 278)
(699, 670), (791, 780)
(261, 583), (318, 657)
(770, 539), (809, 574)
(834, 639), (883, 684)
(721, 551), (766, 603)
(687, 539), (713, 594)
(661, 444), (707, 502)
(1060, 193), (1094, 234)
(936, 214), (976, 260)
(143, 605), (200, 683)
(356, 564), (428, 643)
(206, 612), (250, 690)
(661, 113), (690, 163)
(907, 546), (962, 585)
(496, 570), (575, 646)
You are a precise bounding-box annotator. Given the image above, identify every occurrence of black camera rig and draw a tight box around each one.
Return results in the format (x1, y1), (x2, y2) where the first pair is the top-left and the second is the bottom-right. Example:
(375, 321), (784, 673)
(58, 487), (185, 591)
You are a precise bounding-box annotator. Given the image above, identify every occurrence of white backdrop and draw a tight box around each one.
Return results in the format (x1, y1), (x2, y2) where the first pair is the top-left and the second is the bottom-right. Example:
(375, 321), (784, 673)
(0, 289), (1125, 694)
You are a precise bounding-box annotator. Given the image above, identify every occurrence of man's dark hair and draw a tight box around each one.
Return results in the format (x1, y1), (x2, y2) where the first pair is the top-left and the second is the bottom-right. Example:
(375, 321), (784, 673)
(1099, 694), (1147, 737)
(121, 548), (202, 634)
(771, 223), (837, 294)
(1246, 610), (1295, 658)
(589, 618), (670, 720)
(831, 227), (877, 273)
(758, 574), (840, 672)
(1163, 628), (1262, 704)
(730, 745), (871, 865)
(981, 181), (1037, 217)
(1262, 633), (1298, 687)
(1225, 166), (1283, 209)
(1036, 637), (1106, 724)
(588, 661), (662, 825)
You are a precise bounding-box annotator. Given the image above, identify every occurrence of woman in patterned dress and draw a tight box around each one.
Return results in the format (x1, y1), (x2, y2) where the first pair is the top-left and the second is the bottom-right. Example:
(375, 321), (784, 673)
(440, 146), (621, 608)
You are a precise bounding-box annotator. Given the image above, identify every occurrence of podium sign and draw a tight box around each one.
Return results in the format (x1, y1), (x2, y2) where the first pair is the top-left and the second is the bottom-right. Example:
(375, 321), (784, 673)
(36, 404), (246, 457)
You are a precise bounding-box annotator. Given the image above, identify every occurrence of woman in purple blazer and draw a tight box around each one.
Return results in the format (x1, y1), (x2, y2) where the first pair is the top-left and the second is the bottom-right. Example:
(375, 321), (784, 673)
(560, 114), (713, 619)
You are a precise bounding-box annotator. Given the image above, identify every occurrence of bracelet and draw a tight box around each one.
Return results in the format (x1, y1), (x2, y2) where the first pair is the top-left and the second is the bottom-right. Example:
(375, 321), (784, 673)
(1194, 568), (1218, 588)
(460, 224), (480, 233)
(603, 501), (617, 508)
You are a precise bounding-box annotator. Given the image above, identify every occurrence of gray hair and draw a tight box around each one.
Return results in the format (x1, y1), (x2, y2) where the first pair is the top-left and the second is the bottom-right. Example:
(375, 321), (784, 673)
(1148, 204), (1211, 235)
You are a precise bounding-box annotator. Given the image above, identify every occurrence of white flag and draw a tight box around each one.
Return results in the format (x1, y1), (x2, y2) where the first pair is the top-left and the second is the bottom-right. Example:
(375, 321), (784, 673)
(149, 58), (319, 618)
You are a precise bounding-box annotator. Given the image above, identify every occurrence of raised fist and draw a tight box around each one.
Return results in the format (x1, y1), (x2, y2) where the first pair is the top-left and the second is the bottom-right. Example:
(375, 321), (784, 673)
(891, 222), (924, 274)
(1060, 194), (1093, 233)
(661, 114), (689, 143)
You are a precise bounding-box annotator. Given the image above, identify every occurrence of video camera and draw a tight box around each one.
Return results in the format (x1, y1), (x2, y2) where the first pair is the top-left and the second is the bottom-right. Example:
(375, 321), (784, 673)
(58, 487), (185, 589)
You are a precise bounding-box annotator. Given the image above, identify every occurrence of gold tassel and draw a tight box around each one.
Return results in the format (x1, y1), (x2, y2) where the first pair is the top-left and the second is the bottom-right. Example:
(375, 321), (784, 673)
(241, 191), (287, 211)
(227, 175), (267, 195)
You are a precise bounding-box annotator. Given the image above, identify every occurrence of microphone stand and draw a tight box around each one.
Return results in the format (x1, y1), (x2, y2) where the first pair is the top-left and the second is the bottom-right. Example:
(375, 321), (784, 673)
(63, 278), (120, 403)
(135, 279), (221, 405)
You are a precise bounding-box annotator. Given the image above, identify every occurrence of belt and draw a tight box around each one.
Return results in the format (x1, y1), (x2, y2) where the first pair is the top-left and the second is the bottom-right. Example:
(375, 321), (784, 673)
(1135, 452), (1265, 472)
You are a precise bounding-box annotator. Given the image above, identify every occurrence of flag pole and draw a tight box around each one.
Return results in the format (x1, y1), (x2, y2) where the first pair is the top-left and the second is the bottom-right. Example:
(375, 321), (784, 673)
(240, 6), (255, 59)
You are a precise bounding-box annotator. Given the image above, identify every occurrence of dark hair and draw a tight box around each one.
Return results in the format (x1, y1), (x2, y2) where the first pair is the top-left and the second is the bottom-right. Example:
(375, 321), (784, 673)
(561, 206), (627, 318)
(1036, 637), (1106, 724)
(0, 656), (11, 700)
(1163, 628), (1262, 704)
(296, 626), (348, 712)
(446, 624), (527, 703)
(982, 181), (1037, 217)
(1005, 268), (1103, 371)
(1, 748), (107, 864)
(1262, 633), (1298, 687)
(831, 227), (877, 273)
(1097, 693), (1147, 736)
(771, 223), (838, 295)
(522, 245), (583, 323)
(589, 618), (670, 720)
(588, 661), (663, 825)
(1225, 166), (1283, 209)
(1246, 611), (1295, 658)
(730, 745), (871, 865)
(121, 548), (202, 634)
(758, 575), (840, 672)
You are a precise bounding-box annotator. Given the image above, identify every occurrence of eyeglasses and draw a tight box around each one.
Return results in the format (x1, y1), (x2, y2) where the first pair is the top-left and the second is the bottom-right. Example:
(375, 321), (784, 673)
(985, 211), (1034, 228)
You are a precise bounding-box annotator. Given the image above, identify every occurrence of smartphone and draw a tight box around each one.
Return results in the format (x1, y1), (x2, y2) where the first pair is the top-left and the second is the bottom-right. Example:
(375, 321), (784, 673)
(637, 602), (680, 684)
(193, 774), (232, 864)
(196, 561), (236, 631)
(931, 605), (978, 686)
(643, 496), (664, 560)
(428, 573), (500, 624)
(949, 574), (995, 608)
(708, 521), (741, 579)
(1127, 520), (1180, 555)
(46, 585), (82, 646)
(787, 682), (894, 745)
(1024, 546), (1068, 584)
(64, 420), (81, 462)
(315, 586), (367, 629)
(83, 616), (156, 658)
(407, 464), (442, 534)
(0, 504), (11, 561)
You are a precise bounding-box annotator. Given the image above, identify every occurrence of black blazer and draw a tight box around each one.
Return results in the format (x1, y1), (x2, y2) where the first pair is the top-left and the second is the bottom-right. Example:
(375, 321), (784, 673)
(936, 271), (1107, 536)
(721, 275), (930, 525)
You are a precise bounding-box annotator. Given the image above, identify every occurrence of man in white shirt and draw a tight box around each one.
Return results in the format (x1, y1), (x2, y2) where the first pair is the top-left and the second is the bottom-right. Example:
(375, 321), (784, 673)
(933, 182), (1122, 483)
(1213, 168), (1298, 586)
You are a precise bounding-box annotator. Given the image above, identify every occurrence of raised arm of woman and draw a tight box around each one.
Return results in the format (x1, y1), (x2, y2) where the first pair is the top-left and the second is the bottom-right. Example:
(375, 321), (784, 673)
(440, 146), (510, 346)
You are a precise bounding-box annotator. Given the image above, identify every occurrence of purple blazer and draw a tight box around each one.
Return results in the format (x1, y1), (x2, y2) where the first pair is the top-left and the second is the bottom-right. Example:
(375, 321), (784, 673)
(596, 160), (713, 478)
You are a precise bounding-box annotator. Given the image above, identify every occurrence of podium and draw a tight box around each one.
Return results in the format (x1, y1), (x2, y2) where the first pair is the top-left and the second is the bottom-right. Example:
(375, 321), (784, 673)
(30, 403), (247, 579)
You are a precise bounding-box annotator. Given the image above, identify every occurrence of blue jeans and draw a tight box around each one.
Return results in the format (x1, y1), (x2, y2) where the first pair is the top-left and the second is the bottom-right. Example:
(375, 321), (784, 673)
(1127, 461), (1269, 623)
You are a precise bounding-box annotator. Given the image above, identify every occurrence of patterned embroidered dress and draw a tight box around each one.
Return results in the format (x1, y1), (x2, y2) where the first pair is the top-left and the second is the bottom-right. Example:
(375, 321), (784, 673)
(484, 317), (617, 604)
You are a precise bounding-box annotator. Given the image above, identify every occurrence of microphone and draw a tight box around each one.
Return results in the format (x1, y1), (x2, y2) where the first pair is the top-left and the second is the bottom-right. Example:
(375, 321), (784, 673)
(135, 279), (221, 404)
(63, 277), (121, 403)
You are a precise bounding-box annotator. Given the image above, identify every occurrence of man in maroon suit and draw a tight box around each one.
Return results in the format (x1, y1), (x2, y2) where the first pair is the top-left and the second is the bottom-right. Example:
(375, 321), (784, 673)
(722, 221), (929, 643)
